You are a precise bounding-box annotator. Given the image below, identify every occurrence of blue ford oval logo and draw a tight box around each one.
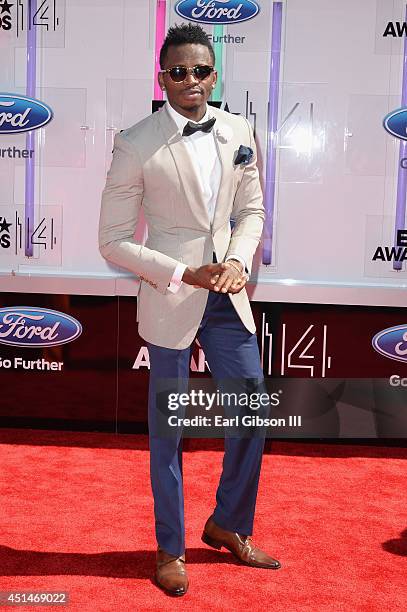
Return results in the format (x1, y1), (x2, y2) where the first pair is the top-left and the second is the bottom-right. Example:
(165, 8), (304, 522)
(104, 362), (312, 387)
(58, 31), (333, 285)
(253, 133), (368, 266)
(0, 307), (82, 347)
(0, 93), (53, 134)
(372, 325), (407, 363)
(383, 107), (407, 141)
(175, 0), (259, 24)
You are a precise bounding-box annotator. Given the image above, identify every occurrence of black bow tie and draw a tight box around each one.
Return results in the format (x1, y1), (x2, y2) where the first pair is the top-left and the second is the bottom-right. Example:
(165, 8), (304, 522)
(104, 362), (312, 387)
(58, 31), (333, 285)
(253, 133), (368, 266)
(182, 116), (216, 137)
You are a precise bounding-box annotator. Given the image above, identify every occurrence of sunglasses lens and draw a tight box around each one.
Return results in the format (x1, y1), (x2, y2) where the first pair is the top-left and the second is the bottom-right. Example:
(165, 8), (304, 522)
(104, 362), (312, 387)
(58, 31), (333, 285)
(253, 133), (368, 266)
(194, 66), (212, 80)
(169, 66), (187, 82)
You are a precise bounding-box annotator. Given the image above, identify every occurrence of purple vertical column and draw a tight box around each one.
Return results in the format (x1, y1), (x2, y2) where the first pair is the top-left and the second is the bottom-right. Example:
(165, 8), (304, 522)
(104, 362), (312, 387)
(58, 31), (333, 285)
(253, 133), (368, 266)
(262, 2), (283, 265)
(25, 0), (37, 257)
(393, 4), (407, 271)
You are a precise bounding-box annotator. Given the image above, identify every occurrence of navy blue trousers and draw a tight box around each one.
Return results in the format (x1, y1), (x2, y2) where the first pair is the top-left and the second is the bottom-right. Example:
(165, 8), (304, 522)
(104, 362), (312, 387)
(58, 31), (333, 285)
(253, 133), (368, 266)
(147, 291), (266, 557)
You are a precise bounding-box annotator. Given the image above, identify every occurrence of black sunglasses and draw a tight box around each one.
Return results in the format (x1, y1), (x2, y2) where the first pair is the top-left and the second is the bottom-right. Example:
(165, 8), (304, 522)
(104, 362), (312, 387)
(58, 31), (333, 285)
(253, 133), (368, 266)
(161, 64), (214, 83)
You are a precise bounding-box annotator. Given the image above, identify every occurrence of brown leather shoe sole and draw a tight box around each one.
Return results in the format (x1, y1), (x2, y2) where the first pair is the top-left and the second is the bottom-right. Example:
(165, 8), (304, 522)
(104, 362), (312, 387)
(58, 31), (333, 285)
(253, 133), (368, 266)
(201, 532), (281, 569)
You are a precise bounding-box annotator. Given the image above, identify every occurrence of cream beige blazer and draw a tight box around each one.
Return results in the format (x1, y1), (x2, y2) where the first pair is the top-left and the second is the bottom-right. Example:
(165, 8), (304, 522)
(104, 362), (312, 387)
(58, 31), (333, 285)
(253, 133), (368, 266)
(99, 103), (264, 349)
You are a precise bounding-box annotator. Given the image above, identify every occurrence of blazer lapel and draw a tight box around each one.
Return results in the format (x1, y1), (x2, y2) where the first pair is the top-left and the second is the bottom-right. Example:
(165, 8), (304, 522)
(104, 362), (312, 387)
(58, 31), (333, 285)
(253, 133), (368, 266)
(157, 104), (210, 229)
(210, 107), (236, 232)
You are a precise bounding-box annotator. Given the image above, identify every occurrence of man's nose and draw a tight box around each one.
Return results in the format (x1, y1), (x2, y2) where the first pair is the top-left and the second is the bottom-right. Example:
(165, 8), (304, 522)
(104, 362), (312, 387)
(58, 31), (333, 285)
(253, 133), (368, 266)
(184, 69), (199, 84)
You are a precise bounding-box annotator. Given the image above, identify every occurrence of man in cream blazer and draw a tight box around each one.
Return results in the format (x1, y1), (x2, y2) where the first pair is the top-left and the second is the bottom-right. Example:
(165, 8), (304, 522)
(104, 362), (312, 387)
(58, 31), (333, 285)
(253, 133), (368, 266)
(99, 90), (261, 350)
(99, 23), (280, 596)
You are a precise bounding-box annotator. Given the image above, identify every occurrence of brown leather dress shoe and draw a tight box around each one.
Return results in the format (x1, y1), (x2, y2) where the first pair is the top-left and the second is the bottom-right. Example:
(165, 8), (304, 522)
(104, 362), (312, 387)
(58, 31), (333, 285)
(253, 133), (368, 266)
(202, 516), (281, 569)
(155, 547), (189, 596)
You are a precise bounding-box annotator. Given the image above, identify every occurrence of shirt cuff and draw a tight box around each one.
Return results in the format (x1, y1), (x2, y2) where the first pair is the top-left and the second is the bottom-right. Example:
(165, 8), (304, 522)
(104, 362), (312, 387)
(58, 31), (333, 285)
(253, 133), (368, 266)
(167, 262), (187, 293)
(225, 255), (248, 275)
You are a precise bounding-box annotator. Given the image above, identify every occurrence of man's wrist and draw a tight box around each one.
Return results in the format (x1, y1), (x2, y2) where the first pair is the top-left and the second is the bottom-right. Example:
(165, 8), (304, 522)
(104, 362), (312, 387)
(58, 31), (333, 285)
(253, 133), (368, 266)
(182, 266), (198, 285)
(225, 255), (247, 273)
(226, 259), (244, 274)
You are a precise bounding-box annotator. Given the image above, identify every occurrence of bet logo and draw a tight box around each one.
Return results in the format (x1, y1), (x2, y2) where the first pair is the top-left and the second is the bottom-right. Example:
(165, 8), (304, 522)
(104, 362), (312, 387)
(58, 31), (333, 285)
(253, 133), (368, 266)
(0, 0), (13, 31)
(0, 216), (12, 248)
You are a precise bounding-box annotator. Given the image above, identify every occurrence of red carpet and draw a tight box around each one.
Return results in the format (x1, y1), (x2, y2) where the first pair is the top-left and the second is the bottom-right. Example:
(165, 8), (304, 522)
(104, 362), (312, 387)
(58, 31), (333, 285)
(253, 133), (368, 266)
(0, 430), (405, 611)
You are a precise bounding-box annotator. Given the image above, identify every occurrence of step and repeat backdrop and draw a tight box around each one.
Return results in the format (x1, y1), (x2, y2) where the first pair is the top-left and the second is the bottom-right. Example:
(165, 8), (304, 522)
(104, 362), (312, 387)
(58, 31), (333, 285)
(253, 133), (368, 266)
(0, 0), (407, 436)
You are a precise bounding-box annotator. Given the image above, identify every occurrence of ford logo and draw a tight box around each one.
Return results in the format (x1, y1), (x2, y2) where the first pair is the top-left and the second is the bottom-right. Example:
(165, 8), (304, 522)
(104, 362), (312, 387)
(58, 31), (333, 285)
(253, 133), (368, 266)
(372, 325), (407, 363)
(383, 107), (407, 141)
(0, 307), (82, 348)
(0, 93), (53, 134)
(175, 0), (259, 24)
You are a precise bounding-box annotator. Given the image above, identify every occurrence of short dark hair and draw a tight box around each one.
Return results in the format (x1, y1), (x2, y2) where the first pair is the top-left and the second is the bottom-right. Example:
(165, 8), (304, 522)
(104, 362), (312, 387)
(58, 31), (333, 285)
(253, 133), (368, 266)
(159, 23), (215, 68)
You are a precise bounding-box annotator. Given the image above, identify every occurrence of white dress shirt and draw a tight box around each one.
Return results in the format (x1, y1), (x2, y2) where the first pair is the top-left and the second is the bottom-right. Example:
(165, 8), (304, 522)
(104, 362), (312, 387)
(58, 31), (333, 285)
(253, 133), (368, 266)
(165, 102), (246, 293)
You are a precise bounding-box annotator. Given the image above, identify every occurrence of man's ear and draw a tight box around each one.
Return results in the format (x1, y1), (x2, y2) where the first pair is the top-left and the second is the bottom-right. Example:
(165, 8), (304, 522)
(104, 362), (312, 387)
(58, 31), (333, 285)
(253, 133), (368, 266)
(158, 71), (165, 91)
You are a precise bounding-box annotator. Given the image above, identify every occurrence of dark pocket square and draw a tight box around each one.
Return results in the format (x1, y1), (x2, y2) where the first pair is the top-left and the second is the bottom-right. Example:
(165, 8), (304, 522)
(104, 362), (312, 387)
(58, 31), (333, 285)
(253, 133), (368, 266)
(234, 145), (253, 165)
